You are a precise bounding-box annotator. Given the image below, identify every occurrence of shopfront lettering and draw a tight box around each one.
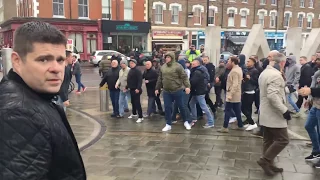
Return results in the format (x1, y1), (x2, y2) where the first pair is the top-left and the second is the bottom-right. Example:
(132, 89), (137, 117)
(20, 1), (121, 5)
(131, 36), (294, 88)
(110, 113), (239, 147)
(116, 23), (138, 31)
(152, 30), (185, 37)
(71, 26), (84, 31)
(55, 25), (68, 31)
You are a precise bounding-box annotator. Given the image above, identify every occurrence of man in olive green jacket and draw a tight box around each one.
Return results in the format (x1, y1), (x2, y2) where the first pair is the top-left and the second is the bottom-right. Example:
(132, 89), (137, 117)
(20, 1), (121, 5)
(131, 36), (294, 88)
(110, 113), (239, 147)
(155, 52), (192, 132)
(99, 55), (111, 77)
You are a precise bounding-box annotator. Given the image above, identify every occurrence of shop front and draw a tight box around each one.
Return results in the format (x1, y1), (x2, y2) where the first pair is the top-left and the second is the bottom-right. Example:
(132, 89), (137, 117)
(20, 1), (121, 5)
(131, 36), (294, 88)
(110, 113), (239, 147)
(265, 32), (285, 51)
(197, 31), (225, 50)
(101, 20), (151, 55)
(151, 30), (186, 52)
(0, 17), (101, 61)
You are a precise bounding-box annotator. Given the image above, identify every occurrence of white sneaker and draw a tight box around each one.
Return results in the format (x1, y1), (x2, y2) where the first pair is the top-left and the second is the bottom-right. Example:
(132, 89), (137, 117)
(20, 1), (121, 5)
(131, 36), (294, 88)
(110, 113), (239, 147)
(184, 121), (191, 130)
(162, 124), (172, 132)
(245, 123), (258, 131)
(243, 124), (250, 128)
(136, 118), (144, 123)
(128, 114), (138, 119)
(229, 117), (237, 124)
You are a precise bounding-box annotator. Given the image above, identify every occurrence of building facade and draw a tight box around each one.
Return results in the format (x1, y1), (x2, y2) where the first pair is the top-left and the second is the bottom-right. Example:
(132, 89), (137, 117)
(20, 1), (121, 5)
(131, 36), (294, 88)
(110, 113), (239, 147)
(0, 0), (18, 23)
(149, 0), (320, 52)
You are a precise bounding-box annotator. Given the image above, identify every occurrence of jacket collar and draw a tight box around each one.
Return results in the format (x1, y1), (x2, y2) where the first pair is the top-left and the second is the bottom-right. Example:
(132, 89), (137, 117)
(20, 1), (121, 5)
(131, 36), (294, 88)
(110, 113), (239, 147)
(5, 69), (58, 101)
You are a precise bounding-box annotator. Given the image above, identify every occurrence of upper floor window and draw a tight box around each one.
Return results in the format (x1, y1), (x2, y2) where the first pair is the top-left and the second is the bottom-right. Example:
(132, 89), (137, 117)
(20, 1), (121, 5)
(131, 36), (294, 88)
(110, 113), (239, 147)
(298, 14), (304, 27)
(270, 12), (276, 28)
(154, 5), (163, 23)
(194, 8), (201, 25)
(242, 0), (248, 3)
(53, 0), (64, 17)
(260, 0), (266, 5)
(208, 9), (215, 25)
(258, 12), (265, 26)
(284, 12), (291, 27)
(300, 0), (305, 7)
(307, 13), (314, 28)
(124, 0), (133, 21)
(102, 0), (111, 19)
(285, 0), (292, 6)
(78, 0), (88, 18)
(228, 10), (235, 27)
(171, 6), (179, 24)
(240, 10), (247, 27)
(271, 0), (276, 5)
(309, 0), (314, 8)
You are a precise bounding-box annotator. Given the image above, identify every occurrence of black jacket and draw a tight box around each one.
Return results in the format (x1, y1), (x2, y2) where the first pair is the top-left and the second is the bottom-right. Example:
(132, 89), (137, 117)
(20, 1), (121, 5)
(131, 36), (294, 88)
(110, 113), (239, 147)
(220, 68), (231, 90)
(126, 66), (143, 91)
(190, 66), (207, 95)
(308, 61), (319, 73)
(299, 63), (314, 88)
(0, 70), (86, 180)
(204, 63), (215, 83)
(311, 87), (320, 97)
(242, 66), (259, 92)
(143, 68), (158, 97)
(59, 65), (72, 102)
(100, 67), (120, 90)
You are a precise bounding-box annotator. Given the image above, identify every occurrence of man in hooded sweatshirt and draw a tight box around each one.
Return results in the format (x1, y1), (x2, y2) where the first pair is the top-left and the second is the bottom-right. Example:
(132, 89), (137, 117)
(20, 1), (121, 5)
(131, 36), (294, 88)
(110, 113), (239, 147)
(156, 52), (192, 131)
(285, 55), (301, 117)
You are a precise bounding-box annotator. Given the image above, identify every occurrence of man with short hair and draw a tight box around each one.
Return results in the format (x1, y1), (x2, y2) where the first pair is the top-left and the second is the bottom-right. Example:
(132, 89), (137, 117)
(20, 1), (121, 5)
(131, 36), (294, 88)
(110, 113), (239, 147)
(58, 50), (73, 111)
(0, 21), (86, 179)
(143, 61), (159, 117)
(72, 55), (86, 94)
(296, 56), (313, 109)
(258, 53), (290, 176)
(115, 60), (130, 117)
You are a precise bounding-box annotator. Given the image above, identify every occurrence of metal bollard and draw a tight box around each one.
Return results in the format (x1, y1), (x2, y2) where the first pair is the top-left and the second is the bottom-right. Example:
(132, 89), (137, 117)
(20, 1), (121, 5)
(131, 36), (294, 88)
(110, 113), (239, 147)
(2, 48), (13, 76)
(100, 84), (109, 112)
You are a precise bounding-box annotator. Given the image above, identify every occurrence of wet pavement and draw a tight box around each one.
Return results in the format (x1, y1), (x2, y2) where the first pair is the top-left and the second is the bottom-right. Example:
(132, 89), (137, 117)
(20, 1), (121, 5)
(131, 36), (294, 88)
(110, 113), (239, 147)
(65, 66), (320, 180)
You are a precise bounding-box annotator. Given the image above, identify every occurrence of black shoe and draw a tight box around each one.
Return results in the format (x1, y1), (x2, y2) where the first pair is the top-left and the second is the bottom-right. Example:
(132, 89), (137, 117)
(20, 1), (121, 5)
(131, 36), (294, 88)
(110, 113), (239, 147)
(111, 114), (117, 118)
(254, 110), (259, 114)
(243, 120), (249, 125)
(305, 153), (320, 163)
(124, 109), (129, 112)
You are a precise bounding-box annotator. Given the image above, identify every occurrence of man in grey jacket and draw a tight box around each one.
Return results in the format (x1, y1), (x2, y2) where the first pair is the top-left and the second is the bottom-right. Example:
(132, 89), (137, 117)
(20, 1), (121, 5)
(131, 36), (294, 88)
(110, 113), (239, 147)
(285, 55), (301, 117)
(115, 60), (130, 117)
(72, 55), (86, 94)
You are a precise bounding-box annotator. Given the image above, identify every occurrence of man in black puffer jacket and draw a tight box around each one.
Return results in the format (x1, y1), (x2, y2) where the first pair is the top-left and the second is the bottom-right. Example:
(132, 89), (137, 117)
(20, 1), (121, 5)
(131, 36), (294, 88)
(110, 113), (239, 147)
(0, 21), (85, 180)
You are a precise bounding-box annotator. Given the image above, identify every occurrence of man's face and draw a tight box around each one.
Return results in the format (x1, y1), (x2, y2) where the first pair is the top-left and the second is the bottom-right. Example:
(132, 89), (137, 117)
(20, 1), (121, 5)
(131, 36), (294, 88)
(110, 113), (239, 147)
(111, 60), (118, 68)
(11, 43), (66, 93)
(299, 58), (307, 65)
(165, 56), (172, 63)
(279, 60), (286, 69)
(120, 63), (127, 69)
(190, 46), (195, 50)
(315, 59), (320, 68)
(227, 58), (233, 67)
(129, 61), (136, 68)
(186, 62), (191, 68)
(311, 56), (316, 62)
(246, 59), (254, 67)
(191, 60), (199, 68)
(267, 52), (275, 61)
(202, 57), (209, 64)
(66, 54), (73, 65)
(145, 61), (152, 69)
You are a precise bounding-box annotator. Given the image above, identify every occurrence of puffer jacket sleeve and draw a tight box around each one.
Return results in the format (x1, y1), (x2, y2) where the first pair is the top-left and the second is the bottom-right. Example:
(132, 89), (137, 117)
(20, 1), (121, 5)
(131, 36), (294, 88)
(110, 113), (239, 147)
(0, 108), (52, 180)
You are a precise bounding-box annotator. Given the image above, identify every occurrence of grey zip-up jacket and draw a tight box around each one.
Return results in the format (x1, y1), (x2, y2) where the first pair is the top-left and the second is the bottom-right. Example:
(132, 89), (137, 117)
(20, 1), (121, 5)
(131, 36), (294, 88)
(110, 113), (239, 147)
(72, 61), (82, 75)
(115, 67), (130, 91)
(309, 69), (320, 109)
(285, 55), (300, 87)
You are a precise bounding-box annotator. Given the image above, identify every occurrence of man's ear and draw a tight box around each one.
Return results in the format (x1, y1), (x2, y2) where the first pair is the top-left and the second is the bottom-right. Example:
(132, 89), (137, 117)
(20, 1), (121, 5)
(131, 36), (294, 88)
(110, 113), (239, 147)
(11, 52), (23, 71)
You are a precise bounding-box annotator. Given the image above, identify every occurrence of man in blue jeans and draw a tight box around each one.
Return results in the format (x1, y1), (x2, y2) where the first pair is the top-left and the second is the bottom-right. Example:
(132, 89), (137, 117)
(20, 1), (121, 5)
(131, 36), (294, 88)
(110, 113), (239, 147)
(155, 52), (192, 131)
(189, 59), (215, 128)
(72, 55), (86, 94)
(218, 56), (244, 133)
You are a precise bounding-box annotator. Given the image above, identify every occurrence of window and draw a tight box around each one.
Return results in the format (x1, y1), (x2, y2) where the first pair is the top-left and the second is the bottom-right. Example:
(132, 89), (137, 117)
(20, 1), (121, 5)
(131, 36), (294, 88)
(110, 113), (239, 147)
(228, 10), (235, 26)
(124, 0), (133, 20)
(271, 0), (276, 5)
(285, 0), (291, 6)
(102, 0), (111, 19)
(284, 13), (290, 27)
(87, 34), (97, 54)
(53, 0), (64, 16)
(68, 33), (83, 53)
(309, 0), (314, 8)
(229, 0), (235, 2)
(270, 12), (276, 28)
(78, 0), (88, 18)
(154, 5), (163, 23)
(307, 15), (313, 28)
(171, 6), (179, 23)
(260, 0), (266, 5)
(208, 9), (215, 25)
(194, 8), (201, 25)
(298, 14), (304, 27)
(242, 0), (248, 3)
(258, 12), (265, 26)
(240, 10), (247, 27)
(300, 0), (305, 7)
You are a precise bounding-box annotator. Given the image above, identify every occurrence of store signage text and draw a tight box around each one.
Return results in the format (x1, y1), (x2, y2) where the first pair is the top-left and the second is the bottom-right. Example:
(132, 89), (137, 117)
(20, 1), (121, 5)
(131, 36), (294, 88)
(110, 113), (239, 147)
(116, 23), (138, 31)
(153, 30), (185, 36)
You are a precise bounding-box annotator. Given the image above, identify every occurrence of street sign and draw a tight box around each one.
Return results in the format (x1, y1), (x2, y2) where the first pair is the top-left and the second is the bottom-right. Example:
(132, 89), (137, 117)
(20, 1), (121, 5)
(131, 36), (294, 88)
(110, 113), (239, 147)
(66, 39), (73, 52)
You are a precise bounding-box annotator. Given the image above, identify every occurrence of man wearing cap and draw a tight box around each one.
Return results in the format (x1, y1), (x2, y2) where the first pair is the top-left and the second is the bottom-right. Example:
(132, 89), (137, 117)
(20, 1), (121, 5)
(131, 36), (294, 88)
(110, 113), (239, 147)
(126, 59), (144, 123)
(115, 59), (130, 117)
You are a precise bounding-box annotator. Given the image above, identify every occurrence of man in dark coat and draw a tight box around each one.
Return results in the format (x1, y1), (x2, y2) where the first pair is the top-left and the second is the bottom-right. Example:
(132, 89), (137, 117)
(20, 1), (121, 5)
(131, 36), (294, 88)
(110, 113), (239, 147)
(0, 21), (86, 180)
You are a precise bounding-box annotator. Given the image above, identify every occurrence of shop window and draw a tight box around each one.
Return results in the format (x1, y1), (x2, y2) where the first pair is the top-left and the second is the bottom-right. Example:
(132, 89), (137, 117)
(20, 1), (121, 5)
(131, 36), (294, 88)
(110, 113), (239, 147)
(309, 0), (314, 8)
(53, 0), (64, 17)
(208, 9), (215, 25)
(300, 0), (305, 7)
(284, 12), (291, 27)
(154, 5), (163, 23)
(102, 0), (111, 19)
(87, 34), (97, 54)
(68, 33), (83, 53)
(118, 35), (133, 55)
(133, 36), (144, 51)
(285, 0), (291, 6)
(307, 15), (313, 28)
(240, 10), (247, 27)
(258, 12), (265, 26)
(124, 0), (133, 21)
(270, 12), (276, 28)
(194, 8), (201, 25)
(228, 10), (235, 27)
(298, 14), (304, 27)
(171, 6), (179, 24)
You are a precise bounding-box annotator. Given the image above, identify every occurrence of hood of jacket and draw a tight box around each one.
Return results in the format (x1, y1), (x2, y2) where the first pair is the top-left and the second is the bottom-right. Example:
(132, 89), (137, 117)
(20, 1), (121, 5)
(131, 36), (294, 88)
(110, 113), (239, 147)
(238, 54), (246, 67)
(287, 55), (297, 67)
(178, 59), (186, 69)
(165, 52), (176, 66)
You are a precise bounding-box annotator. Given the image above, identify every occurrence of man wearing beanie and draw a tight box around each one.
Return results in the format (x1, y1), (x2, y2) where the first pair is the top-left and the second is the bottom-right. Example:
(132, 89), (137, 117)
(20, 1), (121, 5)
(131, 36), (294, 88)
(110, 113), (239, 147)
(115, 59), (130, 117)
(126, 59), (144, 123)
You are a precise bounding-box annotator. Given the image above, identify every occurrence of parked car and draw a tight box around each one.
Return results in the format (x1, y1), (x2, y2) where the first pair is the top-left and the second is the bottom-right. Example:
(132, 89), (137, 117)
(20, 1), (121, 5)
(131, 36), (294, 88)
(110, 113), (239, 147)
(138, 52), (153, 65)
(90, 50), (129, 66)
(220, 51), (233, 61)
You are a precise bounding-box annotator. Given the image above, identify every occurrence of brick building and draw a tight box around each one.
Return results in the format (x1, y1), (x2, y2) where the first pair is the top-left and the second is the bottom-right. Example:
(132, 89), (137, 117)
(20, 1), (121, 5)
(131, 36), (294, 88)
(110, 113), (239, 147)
(149, 0), (320, 52)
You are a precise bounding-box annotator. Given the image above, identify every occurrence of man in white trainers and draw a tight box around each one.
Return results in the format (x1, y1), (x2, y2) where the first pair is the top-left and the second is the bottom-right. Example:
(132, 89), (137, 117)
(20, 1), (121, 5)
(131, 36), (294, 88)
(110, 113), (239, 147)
(155, 52), (192, 131)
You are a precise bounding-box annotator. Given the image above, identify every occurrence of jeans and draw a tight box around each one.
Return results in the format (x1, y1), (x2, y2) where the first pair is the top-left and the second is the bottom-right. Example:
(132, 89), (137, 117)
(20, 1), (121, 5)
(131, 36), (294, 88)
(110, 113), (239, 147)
(75, 74), (85, 91)
(190, 95), (215, 126)
(172, 94), (191, 122)
(130, 89), (143, 118)
(241, 93), (255, 125)
(110, 89), (120, 115)
(163, 89), (190, 125)
(205, 92), (216, 114)
(305, 107), (320, 153)
(147, 96), (157, 115)
(223, 102), (243, 128)
(119, 90), (129, 116)
(287, 93), (300, 112)
(155, 94), (163, 111)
